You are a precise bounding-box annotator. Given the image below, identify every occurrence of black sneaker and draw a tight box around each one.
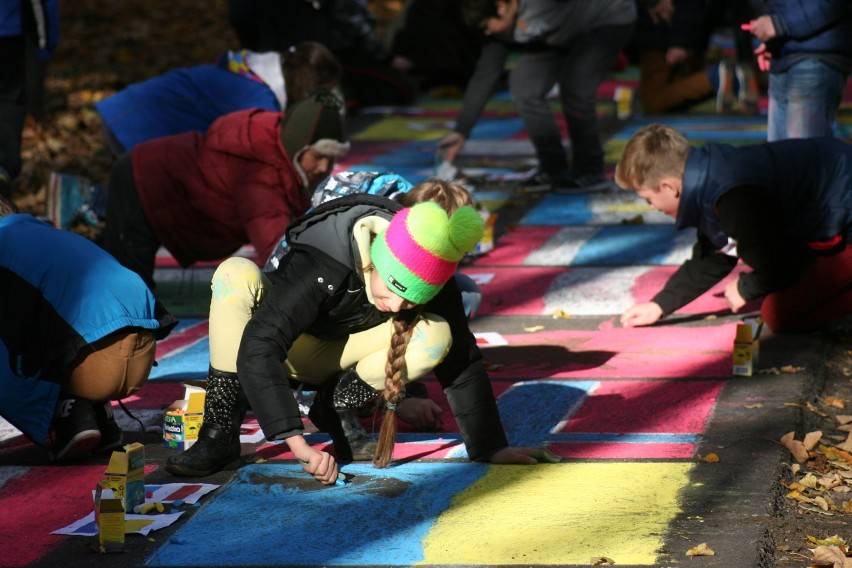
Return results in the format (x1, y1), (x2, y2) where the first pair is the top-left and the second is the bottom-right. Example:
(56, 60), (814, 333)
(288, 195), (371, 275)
(522, 170), (575, 193)
(49, 398), (101, 462)
(552, 173), (615, 195)
(92, 401), (124, 455)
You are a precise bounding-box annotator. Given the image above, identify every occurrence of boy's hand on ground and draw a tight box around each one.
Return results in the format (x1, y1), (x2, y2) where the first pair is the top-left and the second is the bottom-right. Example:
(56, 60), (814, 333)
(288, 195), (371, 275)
(724, 279), (747, 313)
(438, 132), (466, 163)
(396, 397), (443, 430)
(620, 302), (664, 327)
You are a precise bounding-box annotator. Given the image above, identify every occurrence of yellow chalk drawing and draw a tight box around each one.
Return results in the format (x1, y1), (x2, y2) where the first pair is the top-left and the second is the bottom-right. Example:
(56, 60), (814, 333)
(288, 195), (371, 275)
(421, 462), (692, 565)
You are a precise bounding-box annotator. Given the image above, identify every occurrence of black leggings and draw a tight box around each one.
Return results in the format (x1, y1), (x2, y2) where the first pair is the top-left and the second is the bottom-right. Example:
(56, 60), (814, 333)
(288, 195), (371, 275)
(101, 153), (161, 291)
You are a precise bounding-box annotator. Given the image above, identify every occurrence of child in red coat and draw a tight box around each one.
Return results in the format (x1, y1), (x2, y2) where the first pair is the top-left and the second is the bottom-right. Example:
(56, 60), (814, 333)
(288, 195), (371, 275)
(102, 89), (349, 292)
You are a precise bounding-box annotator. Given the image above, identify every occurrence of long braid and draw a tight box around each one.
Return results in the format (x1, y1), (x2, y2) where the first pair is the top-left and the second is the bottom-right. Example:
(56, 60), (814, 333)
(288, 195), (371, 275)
(373, 309), (421, 468)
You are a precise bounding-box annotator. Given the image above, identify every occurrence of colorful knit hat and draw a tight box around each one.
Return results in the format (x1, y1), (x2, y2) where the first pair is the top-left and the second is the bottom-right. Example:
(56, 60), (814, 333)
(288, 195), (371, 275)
(279, 88), (349, 159)
(371, 201), (484, 304)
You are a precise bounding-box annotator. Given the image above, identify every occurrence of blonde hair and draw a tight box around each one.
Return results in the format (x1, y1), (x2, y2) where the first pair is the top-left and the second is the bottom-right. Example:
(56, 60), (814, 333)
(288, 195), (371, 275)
(615, 123), (689, 191)
(372, 308), (423, 468)
(283, 42), (342, 106)
(396, 179), (474, 215)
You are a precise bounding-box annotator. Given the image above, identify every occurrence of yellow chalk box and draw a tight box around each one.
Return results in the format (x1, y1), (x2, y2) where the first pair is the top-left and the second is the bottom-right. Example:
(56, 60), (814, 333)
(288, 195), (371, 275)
(94, 481), (125, 553)
(732, 316), (763, 377)
(163, 384), (206, 451)
(102, 442), (146, 513)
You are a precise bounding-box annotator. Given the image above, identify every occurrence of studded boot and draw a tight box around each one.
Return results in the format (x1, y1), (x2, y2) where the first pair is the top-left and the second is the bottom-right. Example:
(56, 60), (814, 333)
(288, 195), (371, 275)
(165, 367), (247, 477)
(308, 367), (380, 462)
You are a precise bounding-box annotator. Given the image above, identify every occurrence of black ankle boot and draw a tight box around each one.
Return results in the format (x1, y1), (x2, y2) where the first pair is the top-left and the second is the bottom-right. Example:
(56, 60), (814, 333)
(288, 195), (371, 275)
(308, 367), (380, 462)
(165, 367), (246, 477)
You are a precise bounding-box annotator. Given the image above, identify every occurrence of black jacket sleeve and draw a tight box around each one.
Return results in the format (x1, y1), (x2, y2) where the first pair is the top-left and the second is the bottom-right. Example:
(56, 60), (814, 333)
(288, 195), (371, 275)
(717, 186), (809, 300)
(652, 230), (739, 315)
(427, 279), (509, 461)
(237, 252), (336, 440)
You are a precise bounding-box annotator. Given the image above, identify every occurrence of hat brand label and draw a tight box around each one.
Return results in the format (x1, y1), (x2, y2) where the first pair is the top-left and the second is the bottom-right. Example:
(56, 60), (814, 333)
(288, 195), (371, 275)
(388, 275), (407, 293)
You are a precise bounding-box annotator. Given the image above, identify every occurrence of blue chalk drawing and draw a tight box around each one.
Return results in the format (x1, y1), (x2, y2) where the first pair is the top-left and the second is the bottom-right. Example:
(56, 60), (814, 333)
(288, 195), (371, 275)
(145, 462), (488, 567)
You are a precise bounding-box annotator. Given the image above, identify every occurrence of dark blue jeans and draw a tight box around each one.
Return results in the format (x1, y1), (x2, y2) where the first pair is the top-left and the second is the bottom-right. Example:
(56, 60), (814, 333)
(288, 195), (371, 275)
(767, 58), (849, 142)
(509, 23), (633, 179)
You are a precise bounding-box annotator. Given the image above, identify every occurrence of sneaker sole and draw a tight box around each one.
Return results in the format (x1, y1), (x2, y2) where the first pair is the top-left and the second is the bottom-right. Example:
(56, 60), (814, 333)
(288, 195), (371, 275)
(164, 463), (224, 477)
(51, 430), (101, 462)
(552, 181), (618, 195)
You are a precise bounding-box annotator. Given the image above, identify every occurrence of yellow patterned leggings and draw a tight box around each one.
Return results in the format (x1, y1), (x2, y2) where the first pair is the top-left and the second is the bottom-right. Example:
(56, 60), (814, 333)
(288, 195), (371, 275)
(208, 257), (452, 390)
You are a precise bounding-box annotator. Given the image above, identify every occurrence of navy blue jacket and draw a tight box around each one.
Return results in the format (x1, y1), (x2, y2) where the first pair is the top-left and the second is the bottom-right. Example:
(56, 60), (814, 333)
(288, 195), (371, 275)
(653, 139), (852, 314)
(764, 0), (852, 73)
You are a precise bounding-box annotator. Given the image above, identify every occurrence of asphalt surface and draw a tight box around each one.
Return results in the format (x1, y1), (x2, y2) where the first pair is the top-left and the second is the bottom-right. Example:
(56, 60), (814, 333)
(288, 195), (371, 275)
(3, 111), (844, 568)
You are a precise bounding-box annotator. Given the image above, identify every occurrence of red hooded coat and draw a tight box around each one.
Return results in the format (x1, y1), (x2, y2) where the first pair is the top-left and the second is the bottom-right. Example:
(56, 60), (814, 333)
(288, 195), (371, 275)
(131, 108), (309, 267)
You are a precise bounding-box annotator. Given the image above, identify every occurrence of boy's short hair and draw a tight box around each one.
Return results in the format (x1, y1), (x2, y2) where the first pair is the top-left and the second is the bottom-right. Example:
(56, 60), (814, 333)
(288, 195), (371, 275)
(396, 179), (474, 215)
(615, 123), (689, 191)
(461, 0), (500, 27)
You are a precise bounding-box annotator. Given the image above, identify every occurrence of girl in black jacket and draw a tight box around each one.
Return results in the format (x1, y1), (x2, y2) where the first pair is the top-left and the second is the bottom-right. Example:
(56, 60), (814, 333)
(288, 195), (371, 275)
(167, 183), (545, 484)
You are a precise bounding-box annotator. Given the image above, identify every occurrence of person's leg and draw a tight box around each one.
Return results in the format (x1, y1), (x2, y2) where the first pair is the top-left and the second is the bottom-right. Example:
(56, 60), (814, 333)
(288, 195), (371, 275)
(509, 50), (569, 181)
(781, 59), (846, 140)
(55, 329), (157, 459)
(0, 36), (26, 199)
(285, 314), (452, 388)
(65, 329), (157, 401)
(557, 23), (633, 179)
(761, 245), (852, 333)
(766, 71), (786, 142)
(638, 51), (714, 114)
(287, 314), (452, 461)
(101, 152), (161, 290)
(167, 257), (268, 476)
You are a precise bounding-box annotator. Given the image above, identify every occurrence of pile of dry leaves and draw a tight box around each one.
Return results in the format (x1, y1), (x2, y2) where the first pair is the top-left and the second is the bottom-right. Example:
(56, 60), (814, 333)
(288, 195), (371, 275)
(775, 347), (852, 567)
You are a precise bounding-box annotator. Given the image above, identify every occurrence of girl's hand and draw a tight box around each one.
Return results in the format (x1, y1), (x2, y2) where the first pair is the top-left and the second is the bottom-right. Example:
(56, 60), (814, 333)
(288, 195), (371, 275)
(288, 434), (339, 485)
(489, 446), (561, 465)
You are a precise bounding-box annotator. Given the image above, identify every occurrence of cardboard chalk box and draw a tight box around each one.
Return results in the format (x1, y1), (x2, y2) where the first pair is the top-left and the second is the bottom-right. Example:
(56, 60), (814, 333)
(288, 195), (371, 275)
(732, 316), (763, 377)
(94, 481), (125, 553)
(163, 384), (206, 450)
(102, 442), (146, 513)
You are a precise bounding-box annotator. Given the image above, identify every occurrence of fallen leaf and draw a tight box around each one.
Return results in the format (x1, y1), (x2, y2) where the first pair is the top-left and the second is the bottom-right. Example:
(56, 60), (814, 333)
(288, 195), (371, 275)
(838, 432), (852, 453)
(781, 432), (812, 463)
(700, 453), (720, 463)
(745, 403), (764, 409)
(552, 309), (571, 319)
(811, 535), (848, 549)
(825, 397), (847, 409)
(805, 431), (825, 451)
(814, 496), (831, 511)
(523, 325), (545, 332)
(811, 545), (852, 568)
(780, 365), (805, 374)
(685, 543), (715, 557)
(590, 557), (615, 565)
